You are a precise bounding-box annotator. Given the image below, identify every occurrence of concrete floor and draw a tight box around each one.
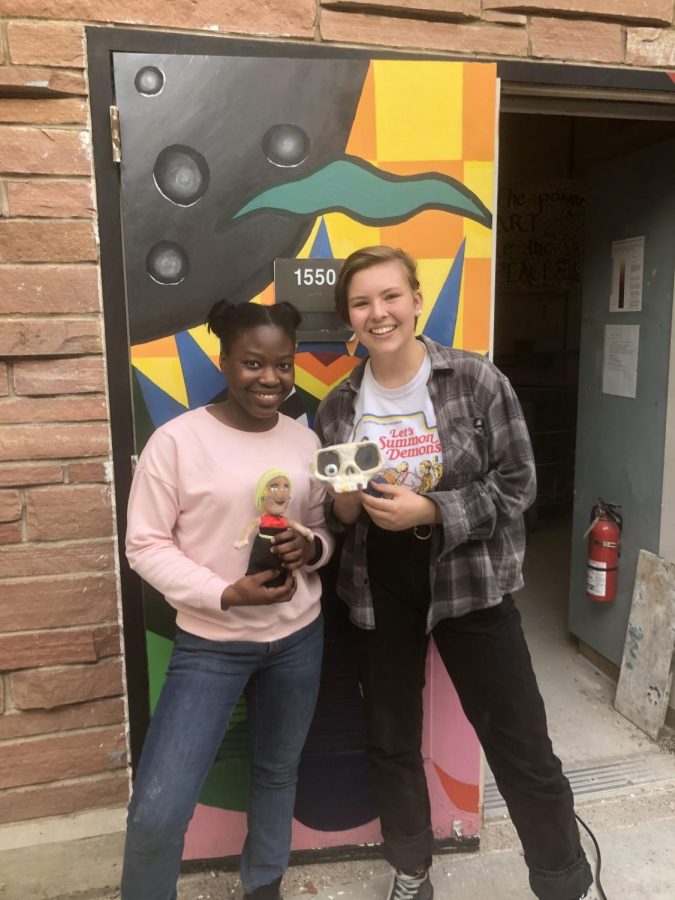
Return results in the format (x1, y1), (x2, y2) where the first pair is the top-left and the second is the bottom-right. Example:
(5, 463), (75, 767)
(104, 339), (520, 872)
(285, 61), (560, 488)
(3, 515), (674, 899)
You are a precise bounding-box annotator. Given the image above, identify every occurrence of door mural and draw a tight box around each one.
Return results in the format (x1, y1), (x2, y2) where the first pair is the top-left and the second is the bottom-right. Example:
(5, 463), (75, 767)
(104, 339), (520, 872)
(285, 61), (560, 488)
(113, 50), (497, 860)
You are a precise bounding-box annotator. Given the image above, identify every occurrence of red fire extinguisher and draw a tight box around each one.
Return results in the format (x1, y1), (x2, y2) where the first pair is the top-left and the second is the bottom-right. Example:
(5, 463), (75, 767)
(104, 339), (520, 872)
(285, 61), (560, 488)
(586, 499), (622, 603)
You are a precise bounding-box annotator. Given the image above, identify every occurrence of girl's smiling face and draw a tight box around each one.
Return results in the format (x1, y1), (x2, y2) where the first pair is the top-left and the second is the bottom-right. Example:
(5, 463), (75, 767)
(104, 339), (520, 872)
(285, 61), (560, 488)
(346, 260), (423, 358)
(219, 325), (295, 432)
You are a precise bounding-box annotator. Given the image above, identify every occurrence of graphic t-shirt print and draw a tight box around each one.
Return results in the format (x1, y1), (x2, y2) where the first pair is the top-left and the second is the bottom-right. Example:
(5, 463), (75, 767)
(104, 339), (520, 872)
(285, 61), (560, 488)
(353, 412), (443, 494)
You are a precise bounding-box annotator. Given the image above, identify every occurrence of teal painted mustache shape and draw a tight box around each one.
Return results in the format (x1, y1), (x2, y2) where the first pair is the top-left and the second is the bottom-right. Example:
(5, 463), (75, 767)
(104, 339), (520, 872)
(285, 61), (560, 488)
(216, 155), (492, 232)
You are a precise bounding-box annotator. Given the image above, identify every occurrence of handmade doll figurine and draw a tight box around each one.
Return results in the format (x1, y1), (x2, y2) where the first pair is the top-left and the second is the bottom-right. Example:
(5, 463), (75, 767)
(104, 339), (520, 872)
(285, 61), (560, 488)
(235, 468), (314, 586)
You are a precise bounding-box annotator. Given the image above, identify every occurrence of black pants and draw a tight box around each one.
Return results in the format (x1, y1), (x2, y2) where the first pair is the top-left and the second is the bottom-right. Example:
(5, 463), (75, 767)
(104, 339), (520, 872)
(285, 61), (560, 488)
(356, 526), (593, 900)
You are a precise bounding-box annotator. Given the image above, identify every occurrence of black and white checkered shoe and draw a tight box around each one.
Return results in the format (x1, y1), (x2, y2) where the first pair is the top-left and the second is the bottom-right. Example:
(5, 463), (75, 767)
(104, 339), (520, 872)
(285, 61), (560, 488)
(387, 868), (433, 900)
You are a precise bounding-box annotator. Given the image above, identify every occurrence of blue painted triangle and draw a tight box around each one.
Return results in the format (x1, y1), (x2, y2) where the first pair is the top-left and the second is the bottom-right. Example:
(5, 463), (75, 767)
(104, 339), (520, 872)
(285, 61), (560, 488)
(309, 219), (334, 259)
(175, 331), (227, 409)
(423, 239), (465, 347)
(135, 368), (187, 428)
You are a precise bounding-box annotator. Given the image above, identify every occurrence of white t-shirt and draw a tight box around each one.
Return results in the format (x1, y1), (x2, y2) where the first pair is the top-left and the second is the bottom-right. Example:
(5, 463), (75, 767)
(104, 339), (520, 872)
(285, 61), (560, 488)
(351, 350), (443, 494)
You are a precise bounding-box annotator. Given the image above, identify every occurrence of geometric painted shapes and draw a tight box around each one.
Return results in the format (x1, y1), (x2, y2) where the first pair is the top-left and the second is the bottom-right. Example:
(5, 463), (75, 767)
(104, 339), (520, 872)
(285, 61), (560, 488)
(460, 256), (491, 352)
(309, 217), (334, 260)
(187, 323), (221, 364)
(154, 144), (210, 206)
(135, 65), (164, 96)
(132, 345), (189, 407)
(134, 367), (187, 428)
(262, 123), (310, 168)
(615, 550), (675, 740)
(146, 240), (189, 284)
(423, 240), (465, 349)
(230, 157), (492, 230)
(433, 762), (480, 814)
(463, 160), (496, 258)
(374, 61), (462, 162)
(345, 61), (376, 161)
(462, 62), (497, 161)
(175, 330), (226, 408)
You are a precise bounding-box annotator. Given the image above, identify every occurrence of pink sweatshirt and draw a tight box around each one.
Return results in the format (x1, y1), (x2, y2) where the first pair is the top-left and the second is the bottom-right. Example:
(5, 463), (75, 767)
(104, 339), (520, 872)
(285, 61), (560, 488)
(125, 406), (333, 643)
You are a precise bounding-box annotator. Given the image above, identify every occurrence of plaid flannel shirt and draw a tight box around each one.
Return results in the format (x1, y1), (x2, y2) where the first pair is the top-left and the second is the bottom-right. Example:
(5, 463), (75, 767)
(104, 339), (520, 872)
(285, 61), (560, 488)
(313, 336), (537, 631)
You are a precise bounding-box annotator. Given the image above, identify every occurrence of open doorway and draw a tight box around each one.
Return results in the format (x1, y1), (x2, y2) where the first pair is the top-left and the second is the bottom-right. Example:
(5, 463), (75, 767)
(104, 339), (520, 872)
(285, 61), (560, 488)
(489, 111), (675, 806)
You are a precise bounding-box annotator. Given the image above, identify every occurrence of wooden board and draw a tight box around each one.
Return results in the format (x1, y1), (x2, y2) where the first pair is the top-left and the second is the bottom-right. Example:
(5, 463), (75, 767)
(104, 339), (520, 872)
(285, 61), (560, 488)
(615, 550), (675, 739)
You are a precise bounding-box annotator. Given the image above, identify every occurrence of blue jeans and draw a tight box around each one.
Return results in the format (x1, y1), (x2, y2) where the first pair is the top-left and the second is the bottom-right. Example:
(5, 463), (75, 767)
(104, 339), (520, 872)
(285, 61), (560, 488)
(121, 615), (323, 899)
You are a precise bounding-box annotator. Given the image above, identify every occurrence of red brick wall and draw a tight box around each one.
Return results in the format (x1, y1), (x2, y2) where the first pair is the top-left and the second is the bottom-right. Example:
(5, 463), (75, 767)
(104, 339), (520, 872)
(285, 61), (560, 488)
(0, 0), (673, 829)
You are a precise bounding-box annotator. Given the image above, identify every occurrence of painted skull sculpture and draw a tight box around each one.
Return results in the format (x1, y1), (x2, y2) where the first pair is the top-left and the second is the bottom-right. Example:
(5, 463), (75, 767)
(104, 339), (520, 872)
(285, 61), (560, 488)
(312, 441), (385, 493)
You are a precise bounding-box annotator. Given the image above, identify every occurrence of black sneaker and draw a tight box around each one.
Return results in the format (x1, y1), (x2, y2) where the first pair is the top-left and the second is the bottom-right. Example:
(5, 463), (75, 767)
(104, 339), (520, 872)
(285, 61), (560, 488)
(387, 868), (433, 900)
(243, 876), (283, 900)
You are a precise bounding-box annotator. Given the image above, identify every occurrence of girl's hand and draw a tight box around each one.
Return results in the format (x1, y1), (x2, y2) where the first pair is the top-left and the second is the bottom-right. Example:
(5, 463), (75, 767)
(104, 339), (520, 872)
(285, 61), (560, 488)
(272, 528), (317, 571)
(361, 481), (439, 531)
(221, 570), (296, 609)
(327, 484), (364, 525)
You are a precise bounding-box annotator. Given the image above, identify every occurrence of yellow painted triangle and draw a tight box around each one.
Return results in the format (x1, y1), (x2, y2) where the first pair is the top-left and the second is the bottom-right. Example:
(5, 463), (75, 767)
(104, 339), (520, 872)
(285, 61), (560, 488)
(133, 357), (189, 407)
(188, 323), (221, 363)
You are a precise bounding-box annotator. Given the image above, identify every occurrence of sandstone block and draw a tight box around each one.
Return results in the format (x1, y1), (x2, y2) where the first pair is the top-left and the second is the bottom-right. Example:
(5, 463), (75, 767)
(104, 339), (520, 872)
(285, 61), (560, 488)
(483, 1), (672, 26)
(0, 771), (128, 825)
(0, 628), (98, 671)
(7, 21), (85, 68)
(0, 522), (22, 544)
(68, 461), (109, 483)
(0, 66), (86, 96)
(0, 395), (107, 425)
(0, 538), (115, 578)
(0, 463), (64, 487)
(320, 9), (528, 54)
(7, 180), (94, 218)
(627, 26), (675, 66)
(0, 724), (126, 789)
(10, 657), (124, 711)
(93, 624), (122, 659)
(0, 127), (90, 176)
(0, 572), (118, 631)
(0, 1), (317, 38)
(530, 17), (623, 62)
(0, 697), (124, 741)
(0, 222), (97, 263)
(0, 362), (7, 396)
(321, 0), (480, 17)
(13, 355), (105, 394)
(0, 98), (87, 125)
(0, 266), (100, 315)
(27, 483), (113, 541)
(482, 9), (526, 23)
(0, 422), (110, 462)
(0, 490), (21, 522)
(0, 317), (101, 356)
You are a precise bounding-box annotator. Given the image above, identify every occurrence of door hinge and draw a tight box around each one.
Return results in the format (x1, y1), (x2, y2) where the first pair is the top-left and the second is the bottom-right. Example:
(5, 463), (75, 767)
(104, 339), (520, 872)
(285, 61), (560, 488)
(110, 105), (121, 163)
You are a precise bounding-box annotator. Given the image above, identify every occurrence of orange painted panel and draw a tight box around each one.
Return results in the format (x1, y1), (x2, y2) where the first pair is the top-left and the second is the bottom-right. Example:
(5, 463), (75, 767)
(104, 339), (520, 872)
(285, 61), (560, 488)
(345, 63), (377, 160)
(462, 257), (492, 352)
(462, 64), (497, 161)
(380, 210), (464, 260)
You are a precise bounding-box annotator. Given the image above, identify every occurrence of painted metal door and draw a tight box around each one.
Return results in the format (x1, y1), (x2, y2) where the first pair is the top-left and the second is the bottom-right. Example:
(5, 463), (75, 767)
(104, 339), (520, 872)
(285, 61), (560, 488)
(569, 138), (675, 664)
(112, 44), (497, 861)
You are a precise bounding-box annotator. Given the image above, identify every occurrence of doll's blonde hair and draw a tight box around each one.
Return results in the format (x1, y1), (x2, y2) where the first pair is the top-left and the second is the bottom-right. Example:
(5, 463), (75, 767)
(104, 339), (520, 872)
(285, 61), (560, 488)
(255, 468), (291, 511)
